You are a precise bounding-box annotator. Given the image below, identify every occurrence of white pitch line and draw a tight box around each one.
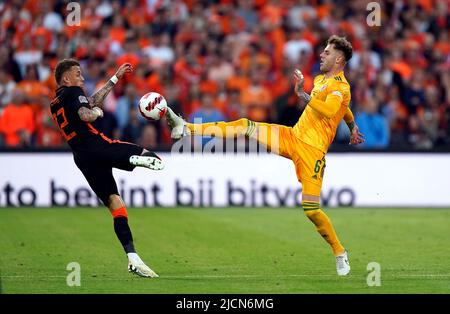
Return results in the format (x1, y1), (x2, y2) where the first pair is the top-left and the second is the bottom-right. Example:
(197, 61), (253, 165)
(2, 274), (450, 280)
(163, 274), (336, 279)
(151, 274), (450, 279)
(1, 275), (67, 278)
(388, 274), (450, 278)
(0, 274), (345, 279)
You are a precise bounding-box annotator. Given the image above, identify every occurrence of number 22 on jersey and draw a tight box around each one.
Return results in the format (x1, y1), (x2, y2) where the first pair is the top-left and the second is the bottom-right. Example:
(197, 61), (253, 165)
(52, 107), (76, 141)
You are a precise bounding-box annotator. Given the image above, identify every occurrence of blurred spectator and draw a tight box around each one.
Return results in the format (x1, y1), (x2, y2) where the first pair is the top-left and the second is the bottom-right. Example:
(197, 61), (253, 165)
(142, 33), (175, 69)
(0, 89), (35, 147)
(283, 30), (313, 65)
(139, 124), (158, 150)
(163, 80), (182, 116)
(109, 14), (127, 50)
(287, 0), (317, 31)
(122, 106), (144, 144)
(150, 6), (178, 38)
(117, 38), (141, 70)
(225, 88), (245, 121)
(207, 52), (235, 84)
(42, 1), (64, 33)
(381, 85), (409, 147)
(13, 33), (43, 77)
(115, 83), (140, 130)
(189, 92), (226, 124)
(239, 42), (271, 75)
(0, 69), (17, 107)
(189, 91), (226, 147)
(240, 69), (272, 122)
(83, 61), (102, 95)
(34, 94), (64, 147)
(237, 0), (259, 31)
(348, 38), (381, 83)
(403, 69), (426, 114)
(408, 115), (433, 150)
(0, 0), (448, 150)
(355, 98), (390, 149)
(96, 0), (114, 19)
(93, 109), (120, 140)
(0, 46), (22, 82)
(16, 64), (50, 102)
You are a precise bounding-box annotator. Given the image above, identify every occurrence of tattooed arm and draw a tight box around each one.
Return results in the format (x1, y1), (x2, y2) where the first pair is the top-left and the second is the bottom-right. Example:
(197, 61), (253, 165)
(88, 63), (133, 108)
(298, 91), (312, 104)
(78, 106), (103, 122)
(347, 120), (355, 132)
(344, 107), (355, 131)
(88, 80), (115, 109)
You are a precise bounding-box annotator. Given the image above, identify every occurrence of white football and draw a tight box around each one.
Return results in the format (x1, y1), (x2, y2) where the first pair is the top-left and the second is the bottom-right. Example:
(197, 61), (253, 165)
(138, 92), (168, 121)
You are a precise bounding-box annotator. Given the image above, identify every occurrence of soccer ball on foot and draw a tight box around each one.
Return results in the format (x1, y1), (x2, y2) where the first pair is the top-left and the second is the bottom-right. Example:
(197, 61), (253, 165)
(138, 92), (168, 121)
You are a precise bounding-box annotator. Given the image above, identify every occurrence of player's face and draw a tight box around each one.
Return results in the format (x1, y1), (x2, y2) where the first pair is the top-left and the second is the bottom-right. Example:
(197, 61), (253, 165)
(63, 66), (85, 87)
(319, 44), (340, 72)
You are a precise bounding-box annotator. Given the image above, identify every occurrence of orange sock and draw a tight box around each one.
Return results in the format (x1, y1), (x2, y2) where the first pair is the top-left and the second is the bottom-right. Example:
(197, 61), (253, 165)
(186, 118), (256, 138)
(110, 206), (128, 218)
(302, 202), (345, 256)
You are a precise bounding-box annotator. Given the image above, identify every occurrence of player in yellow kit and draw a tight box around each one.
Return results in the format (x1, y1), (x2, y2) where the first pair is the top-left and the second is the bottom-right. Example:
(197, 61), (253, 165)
(165, 35), (365, 276)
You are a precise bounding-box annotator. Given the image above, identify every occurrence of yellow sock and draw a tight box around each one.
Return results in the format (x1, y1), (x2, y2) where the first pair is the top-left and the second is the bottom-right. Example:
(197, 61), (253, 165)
(302, 201), (345, 256)
(186, 118), (256, 138)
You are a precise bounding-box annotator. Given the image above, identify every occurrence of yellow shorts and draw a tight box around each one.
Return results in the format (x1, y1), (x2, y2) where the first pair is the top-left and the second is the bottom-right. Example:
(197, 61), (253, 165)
(252, 122), (326, 197)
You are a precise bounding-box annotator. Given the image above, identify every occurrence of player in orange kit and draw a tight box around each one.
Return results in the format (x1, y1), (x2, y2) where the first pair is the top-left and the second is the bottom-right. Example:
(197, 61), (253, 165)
(165, 35), (365, 276)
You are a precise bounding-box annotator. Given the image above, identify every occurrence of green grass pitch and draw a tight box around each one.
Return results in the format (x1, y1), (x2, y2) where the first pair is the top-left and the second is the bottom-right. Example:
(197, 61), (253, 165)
(0, 207), (449, 294)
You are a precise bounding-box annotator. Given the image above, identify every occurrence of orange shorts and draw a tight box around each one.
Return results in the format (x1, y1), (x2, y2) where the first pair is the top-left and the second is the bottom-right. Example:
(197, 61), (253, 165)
(251, 122), (326, 197)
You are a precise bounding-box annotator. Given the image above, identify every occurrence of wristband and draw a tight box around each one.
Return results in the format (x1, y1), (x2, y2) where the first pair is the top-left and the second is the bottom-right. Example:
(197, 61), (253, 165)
(110, 75), (119, 84)
(93, 107), (102, 117)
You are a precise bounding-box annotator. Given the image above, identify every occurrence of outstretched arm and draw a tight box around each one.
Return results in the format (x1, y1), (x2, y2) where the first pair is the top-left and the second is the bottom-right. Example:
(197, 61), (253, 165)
(294, 69), (341, 118)
(88, 80), (115, 109)
(88, 63), (133, 108)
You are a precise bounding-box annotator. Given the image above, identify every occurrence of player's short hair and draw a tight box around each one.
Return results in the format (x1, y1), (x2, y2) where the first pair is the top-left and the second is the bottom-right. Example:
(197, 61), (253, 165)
(55, 59), (80, 84)
(327, 35), (353, 62)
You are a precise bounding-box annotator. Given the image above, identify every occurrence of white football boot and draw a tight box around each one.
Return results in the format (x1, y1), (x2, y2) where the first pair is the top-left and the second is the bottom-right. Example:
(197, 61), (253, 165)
(127, 253), (159, 278)
(335, 250), (351, 276)
(129, 154), (164, 170)
(165, 107), (188, 139)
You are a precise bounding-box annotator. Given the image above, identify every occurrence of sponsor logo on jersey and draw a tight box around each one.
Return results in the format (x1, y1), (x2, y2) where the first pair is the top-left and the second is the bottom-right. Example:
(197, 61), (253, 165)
(331, 90), (343, 98)
(78, 95), (89, 103)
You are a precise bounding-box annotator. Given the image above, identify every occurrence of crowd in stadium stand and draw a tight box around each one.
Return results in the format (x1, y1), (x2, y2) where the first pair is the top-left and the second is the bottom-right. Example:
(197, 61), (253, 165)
(0, 0), (449, 150)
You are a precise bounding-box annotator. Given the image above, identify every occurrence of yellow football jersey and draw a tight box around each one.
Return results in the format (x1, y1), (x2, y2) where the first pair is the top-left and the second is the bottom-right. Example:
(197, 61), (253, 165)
(292, 70), (351, 153)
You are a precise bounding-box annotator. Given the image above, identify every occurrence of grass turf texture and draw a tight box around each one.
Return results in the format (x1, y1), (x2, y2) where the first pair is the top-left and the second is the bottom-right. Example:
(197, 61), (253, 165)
(0, 208), (449, 294)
